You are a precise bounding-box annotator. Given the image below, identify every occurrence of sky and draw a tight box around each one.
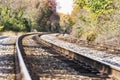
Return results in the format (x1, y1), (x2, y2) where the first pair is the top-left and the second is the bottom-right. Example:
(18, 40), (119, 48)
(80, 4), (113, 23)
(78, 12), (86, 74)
(56, 0), (73, 14)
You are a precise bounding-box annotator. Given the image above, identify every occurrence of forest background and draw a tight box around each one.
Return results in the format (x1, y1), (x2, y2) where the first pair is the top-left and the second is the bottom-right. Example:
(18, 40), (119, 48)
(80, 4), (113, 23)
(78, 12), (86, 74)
(0, 0), (120, 44)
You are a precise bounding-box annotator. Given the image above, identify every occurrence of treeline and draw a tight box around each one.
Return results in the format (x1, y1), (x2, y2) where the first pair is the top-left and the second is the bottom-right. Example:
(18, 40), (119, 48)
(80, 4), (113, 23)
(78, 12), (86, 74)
(0, 0), (60, 32)
(0, 6), (31, 31)
(62, 0), (120, 42)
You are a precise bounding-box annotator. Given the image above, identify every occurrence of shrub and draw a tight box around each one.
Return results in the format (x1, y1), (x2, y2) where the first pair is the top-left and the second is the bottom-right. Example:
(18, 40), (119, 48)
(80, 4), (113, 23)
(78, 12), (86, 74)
(71, 0), (118, 41)
(87, 31), (96, 42)
(0, 6), (32, 32)
(0, 26), (4, 31)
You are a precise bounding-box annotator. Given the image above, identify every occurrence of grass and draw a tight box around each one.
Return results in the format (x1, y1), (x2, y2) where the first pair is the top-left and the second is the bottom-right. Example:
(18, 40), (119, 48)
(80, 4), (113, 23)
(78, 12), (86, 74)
(0, 31), (26, 36)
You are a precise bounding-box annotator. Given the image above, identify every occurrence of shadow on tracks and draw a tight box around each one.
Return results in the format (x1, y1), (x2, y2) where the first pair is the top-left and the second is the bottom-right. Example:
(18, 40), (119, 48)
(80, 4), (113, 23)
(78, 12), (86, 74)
(21, 43), (110, 80)
(0, 42), (17, 79)
(0, 54), (15, 74)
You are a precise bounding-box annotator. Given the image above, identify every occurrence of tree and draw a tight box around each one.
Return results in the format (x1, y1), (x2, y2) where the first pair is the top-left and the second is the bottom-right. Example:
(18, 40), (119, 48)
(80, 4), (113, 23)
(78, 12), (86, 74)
(0, 5), (32, 32)
(0, 0), (60, 32)
(71, 0), (118, 41)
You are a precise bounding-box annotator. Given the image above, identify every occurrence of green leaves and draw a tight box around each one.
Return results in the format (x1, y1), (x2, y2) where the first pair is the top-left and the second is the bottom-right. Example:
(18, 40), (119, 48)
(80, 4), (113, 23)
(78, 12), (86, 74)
(72, 0), (118, 40)
(74, 0), (114, 14)
(0, 6), (31, 32)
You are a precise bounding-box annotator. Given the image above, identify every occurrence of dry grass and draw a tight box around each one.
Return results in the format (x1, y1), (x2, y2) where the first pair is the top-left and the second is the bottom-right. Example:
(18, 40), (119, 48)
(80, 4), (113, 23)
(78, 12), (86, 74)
(0, 31), (26, 36)
(95, 35), (120, 46)
(56, 34), (120, 54)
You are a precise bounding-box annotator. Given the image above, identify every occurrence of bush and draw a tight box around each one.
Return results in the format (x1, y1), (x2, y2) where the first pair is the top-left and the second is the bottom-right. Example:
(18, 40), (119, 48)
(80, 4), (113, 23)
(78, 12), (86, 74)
(0, 6), (32, 32)
(87, 31), (96, 42)
(71, 0), (119, 41)
(0, 26), (4, 31)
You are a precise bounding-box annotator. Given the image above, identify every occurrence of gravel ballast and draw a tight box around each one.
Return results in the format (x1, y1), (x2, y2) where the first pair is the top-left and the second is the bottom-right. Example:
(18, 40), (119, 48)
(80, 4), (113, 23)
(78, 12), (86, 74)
(40, 34), (120, 72)
(0, 36), (17, 80)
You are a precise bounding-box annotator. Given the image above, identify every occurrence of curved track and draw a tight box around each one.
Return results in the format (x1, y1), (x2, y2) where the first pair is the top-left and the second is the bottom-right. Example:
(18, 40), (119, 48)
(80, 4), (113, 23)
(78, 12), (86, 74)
(16, 33), (112, 80)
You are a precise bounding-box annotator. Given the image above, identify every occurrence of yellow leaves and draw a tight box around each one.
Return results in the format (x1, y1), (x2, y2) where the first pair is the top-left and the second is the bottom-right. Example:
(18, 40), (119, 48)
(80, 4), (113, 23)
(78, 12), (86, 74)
(86, 31), (96, 42)
(0, 26), (4, 31)
(59, 13), (70, 25)
(71, 5), (80, 16)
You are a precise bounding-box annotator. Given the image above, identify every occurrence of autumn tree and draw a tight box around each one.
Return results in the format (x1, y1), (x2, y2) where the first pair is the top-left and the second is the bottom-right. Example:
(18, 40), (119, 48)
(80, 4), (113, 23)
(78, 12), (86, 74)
(40, 0), (60, 32)
(71, 0), (120, 42)
(0, 1), (32, 32)
(0, 0), (60, 32)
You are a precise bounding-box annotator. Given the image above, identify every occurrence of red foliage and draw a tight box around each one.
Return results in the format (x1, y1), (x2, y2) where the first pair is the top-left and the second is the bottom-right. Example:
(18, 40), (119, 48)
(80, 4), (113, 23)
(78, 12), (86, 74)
(47, 0), (57, 11)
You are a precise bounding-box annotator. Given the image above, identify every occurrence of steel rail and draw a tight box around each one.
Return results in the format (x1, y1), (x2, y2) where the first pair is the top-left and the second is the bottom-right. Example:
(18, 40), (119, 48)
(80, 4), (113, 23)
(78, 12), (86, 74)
(16, 32), (120, 80)
(39, 34), (120, 79)
(16, 34), (32, 80)
(16, 32), (49, 80)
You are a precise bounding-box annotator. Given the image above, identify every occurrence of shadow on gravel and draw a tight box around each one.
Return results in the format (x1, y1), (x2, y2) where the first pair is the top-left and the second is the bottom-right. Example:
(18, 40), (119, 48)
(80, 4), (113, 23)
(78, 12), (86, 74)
(1, 44), (15, 46)
(0, 54), (15, 74)
(21, 43), (110, 80)
(41, 46), (110, 79)
(0, 36), (8, 39)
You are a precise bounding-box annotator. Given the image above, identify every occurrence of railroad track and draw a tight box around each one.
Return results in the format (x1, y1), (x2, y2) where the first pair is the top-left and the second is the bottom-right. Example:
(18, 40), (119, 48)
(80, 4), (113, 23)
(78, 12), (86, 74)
(15, 33), (114, 80)
(0, 36), (16, 80)
(1, 33), (120, 80)
(56, 35), (120, 55)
